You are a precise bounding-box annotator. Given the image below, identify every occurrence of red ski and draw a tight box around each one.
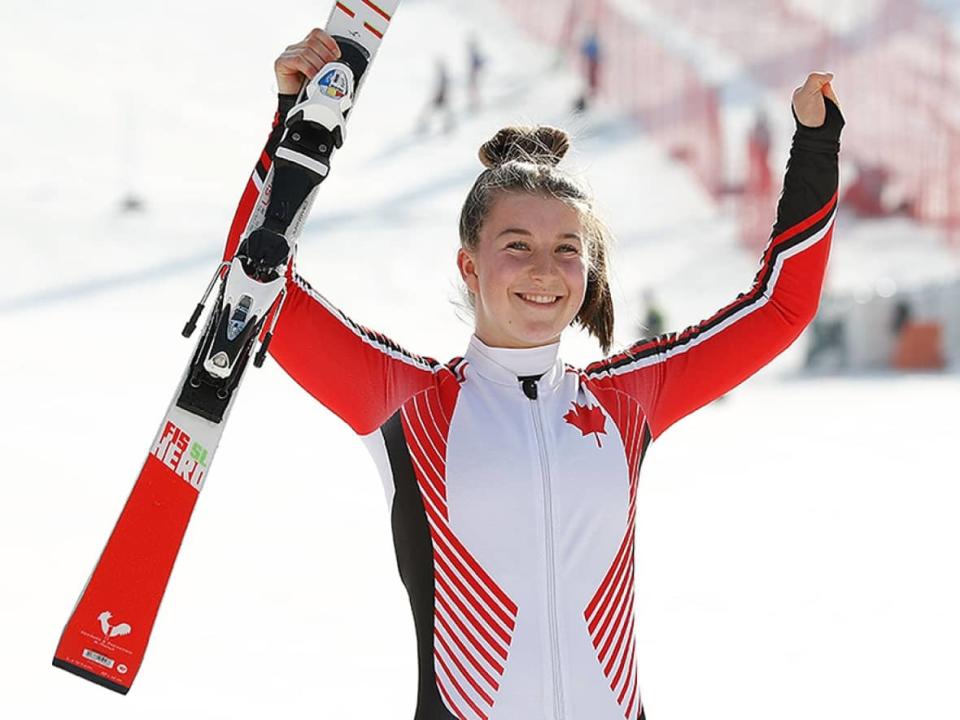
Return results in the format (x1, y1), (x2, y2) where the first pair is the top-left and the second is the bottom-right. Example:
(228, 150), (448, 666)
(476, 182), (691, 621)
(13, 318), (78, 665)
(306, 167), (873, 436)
(52, 0), (401, 693)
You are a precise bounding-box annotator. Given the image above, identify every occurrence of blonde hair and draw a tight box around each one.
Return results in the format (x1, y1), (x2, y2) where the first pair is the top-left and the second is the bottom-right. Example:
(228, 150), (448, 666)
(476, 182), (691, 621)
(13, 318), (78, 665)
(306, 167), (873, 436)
(457, 125), (615, 354)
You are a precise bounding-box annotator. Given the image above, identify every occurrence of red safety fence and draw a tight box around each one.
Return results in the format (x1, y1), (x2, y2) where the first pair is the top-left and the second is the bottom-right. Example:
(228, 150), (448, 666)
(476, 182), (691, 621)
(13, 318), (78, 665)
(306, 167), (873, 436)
(646, 0), (960, 250)
(500, 0), (960, 253)
(821, 4), (960, 248)
(498, 0), (725, 198)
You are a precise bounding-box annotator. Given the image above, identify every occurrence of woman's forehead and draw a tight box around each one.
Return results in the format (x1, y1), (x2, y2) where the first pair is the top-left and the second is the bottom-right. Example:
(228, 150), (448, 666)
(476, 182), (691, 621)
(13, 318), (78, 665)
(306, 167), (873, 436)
(485, 192), (583, 228)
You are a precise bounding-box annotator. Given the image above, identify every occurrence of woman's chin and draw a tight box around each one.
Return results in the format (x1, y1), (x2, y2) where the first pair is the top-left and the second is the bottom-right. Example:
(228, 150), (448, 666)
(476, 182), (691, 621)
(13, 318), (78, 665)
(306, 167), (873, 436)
(508, 321), (563, 347)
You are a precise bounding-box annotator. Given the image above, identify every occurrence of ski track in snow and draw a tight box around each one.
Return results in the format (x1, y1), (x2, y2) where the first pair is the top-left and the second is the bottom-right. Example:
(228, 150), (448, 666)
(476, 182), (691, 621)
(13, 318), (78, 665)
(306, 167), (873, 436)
(2, 1), (958, 719)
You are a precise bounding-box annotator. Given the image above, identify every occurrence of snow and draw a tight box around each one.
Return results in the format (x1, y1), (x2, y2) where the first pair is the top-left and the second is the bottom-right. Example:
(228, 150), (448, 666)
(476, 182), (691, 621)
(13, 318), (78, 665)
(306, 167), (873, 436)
(1, 1), (958, 719)
(827, 215), (960, 293)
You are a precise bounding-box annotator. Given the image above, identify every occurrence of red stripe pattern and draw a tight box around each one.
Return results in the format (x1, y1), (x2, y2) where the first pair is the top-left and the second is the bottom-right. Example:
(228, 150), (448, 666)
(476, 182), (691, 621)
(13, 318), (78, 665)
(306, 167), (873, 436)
(580, 386), (648, 719)
(335, 1), (355, 17)
(362, 0), (392, 20)
(400, 387), (518, 720)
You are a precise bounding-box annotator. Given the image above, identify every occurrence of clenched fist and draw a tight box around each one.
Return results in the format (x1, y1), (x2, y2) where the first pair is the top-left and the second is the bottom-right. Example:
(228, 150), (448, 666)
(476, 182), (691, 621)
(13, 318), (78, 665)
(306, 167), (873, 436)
(275, 28), (342, 95)
(792, 72), (841, 128)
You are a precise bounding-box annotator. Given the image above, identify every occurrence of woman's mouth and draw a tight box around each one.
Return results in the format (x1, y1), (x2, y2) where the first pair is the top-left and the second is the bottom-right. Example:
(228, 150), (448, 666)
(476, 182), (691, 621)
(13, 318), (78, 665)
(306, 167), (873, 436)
(516, 292), (562, 307)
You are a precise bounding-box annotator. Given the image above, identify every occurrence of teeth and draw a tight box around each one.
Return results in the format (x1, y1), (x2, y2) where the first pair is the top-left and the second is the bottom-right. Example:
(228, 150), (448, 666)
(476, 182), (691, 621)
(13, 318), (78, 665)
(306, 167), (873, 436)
(519, 293), (559, 304)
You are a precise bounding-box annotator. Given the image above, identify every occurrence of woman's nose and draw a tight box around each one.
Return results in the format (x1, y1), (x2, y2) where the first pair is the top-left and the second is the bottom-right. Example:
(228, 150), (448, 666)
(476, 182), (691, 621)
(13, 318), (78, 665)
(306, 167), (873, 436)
(528, 250), (557, 278)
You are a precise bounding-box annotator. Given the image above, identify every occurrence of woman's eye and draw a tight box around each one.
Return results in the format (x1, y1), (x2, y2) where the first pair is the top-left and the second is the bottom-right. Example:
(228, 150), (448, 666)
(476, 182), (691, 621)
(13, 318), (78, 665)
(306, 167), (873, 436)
(505, 240), (579, 253)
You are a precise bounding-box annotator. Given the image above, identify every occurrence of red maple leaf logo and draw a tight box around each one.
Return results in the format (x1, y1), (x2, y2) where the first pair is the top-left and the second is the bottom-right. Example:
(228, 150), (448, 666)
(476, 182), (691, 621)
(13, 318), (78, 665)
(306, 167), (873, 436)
(563, 402), (607, 447)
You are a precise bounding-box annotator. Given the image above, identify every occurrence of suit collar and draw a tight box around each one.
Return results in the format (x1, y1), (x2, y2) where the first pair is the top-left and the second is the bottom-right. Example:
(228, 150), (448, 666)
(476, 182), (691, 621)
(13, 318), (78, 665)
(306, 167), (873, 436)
(463, 333), (565, 394)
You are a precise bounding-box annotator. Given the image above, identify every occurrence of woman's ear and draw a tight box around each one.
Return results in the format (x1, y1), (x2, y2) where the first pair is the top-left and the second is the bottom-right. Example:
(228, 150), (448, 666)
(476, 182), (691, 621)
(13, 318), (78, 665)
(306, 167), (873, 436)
(457, 247), (480, 294)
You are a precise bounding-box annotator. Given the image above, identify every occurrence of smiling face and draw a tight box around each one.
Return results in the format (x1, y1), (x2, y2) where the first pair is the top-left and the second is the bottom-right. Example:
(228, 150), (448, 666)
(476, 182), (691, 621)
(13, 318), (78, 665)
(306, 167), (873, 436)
(457, 192), (589, 349)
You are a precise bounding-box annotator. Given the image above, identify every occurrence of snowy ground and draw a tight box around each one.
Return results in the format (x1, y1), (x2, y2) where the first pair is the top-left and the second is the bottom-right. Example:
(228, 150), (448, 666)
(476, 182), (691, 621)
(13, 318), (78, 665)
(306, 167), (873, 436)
(1, 1), (958, 719)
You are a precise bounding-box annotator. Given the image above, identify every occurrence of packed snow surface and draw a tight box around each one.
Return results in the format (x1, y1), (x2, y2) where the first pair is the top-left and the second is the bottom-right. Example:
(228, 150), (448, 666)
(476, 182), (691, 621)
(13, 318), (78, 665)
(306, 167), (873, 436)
(1, 1), (957, 718)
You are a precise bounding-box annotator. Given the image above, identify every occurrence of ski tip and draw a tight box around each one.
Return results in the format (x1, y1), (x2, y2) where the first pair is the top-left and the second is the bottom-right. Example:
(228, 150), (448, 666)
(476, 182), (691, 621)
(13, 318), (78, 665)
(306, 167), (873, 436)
(52, 657), (131, 695)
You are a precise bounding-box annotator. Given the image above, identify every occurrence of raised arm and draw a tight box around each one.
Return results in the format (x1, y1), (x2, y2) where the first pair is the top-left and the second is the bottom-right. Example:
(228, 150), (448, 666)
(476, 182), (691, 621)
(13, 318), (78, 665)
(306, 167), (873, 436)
(221, 32), (439, 435)
(584, 76), (845, 441)
(267, 270), (441, 435)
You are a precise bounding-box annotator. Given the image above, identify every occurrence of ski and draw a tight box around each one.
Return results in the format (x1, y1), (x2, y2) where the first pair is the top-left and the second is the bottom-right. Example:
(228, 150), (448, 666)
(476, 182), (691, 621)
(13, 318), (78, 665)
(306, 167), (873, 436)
(52, 0), (401, 695)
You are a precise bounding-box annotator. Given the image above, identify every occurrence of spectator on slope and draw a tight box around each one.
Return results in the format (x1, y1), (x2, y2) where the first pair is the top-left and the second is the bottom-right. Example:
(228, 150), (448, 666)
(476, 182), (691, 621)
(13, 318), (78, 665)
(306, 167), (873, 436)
(418, 57), (455, 135)
(747, 108), (773, 198)
(738, 107), (777, 250)
(467, 35), (486, 112)
(574, 27), (602, 113)
(637, 288), (665, 340)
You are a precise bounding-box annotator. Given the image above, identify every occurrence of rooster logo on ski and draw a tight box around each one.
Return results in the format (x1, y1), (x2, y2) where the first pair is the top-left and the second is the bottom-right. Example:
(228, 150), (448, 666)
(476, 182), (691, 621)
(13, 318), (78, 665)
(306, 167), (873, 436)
(98, 611), (132, 640)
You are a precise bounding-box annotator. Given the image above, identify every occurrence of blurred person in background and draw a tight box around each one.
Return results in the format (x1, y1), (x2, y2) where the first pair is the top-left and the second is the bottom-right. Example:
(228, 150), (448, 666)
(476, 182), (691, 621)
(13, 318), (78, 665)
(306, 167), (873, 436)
(467, 34), (486, 112)
(892, 298), (912, 337)
(637, 288), (665, 340)
(255, 28), (844, 719)
(747, 108), (773, 198)
(804, 311), (849, 372)
(574, 27), (602, 113)
(418, 57), (455, 134)
(738, 107), (776, 250)
(843, 159), (892, 218)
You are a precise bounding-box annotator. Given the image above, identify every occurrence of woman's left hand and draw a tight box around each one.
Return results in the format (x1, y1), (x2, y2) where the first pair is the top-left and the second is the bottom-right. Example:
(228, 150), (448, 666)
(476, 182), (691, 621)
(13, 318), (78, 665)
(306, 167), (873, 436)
(792, 72), (841, 128)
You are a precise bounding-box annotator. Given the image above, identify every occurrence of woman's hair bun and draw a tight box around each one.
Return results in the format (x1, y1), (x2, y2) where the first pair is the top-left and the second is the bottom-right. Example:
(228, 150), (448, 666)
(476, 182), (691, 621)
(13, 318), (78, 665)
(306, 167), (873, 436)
(478, 125), (570, 169)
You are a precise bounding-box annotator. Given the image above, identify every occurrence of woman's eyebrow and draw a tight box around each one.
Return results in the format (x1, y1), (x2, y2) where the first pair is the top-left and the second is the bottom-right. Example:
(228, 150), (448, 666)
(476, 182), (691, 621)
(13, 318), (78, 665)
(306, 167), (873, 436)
(496, 228), (582, 240)
(496, 227), (533, 238)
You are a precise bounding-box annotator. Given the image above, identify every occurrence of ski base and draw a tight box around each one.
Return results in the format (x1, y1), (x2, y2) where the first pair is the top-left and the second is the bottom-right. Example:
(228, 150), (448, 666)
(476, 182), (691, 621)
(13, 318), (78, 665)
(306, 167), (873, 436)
(52, 658), (130, 695)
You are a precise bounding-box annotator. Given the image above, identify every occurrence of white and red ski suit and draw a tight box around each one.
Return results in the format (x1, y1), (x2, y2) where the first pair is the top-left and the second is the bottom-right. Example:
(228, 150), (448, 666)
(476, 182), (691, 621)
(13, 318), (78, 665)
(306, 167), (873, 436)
(221, 94), (844, 720)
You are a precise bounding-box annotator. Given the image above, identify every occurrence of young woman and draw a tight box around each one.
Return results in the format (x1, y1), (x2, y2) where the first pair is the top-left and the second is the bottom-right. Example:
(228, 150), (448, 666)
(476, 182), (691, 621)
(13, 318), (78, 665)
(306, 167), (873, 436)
(225, 28), (844, 720)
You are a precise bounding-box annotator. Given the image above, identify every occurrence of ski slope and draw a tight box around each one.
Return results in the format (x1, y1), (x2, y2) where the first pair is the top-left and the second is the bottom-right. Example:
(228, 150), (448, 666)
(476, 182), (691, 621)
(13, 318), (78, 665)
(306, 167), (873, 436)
(1, 1), (958, 718)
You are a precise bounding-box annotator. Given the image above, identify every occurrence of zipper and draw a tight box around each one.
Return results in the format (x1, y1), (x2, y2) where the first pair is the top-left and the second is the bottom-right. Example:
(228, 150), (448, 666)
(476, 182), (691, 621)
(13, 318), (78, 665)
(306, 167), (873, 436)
(519, 374), (565, 719)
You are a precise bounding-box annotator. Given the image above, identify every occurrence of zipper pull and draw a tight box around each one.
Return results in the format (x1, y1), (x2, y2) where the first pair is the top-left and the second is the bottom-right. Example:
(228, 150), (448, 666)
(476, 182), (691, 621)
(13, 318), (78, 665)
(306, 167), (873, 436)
(518, 373), (542, 400)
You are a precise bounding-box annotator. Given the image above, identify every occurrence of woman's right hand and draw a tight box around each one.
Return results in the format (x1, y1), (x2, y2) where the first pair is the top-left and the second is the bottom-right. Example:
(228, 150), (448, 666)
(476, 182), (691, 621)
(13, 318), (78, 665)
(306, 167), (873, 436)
(792, 72), (841, 128)
(275, 28), (342, 95)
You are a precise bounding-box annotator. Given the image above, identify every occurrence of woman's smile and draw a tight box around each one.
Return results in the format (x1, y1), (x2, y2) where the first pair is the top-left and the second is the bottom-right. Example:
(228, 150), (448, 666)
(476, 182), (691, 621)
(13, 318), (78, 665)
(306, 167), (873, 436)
(515, 292), (563, 307)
